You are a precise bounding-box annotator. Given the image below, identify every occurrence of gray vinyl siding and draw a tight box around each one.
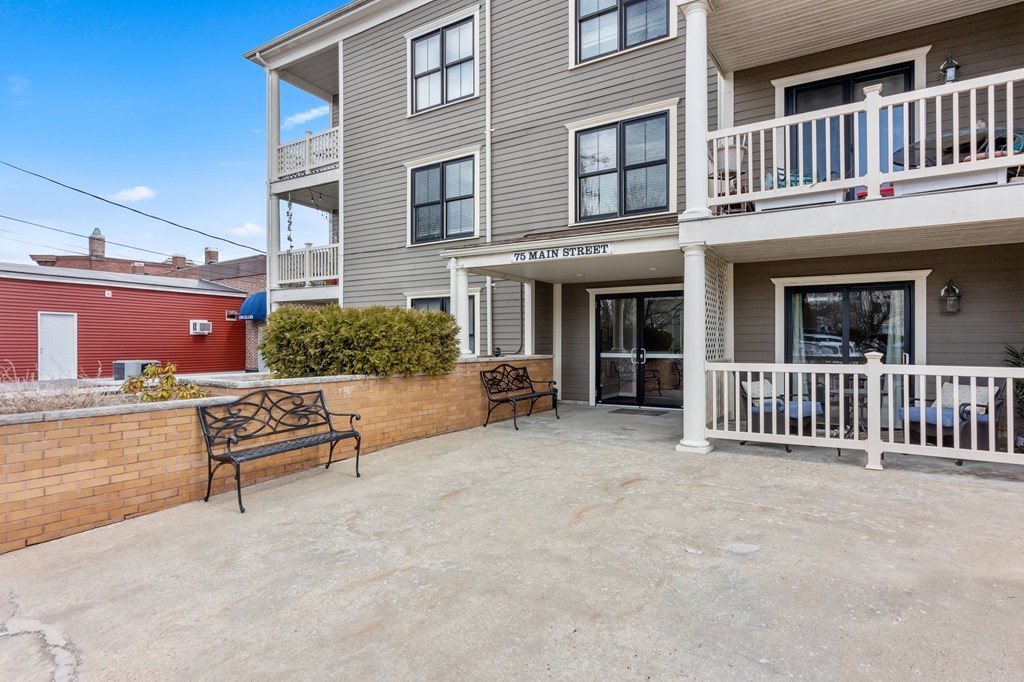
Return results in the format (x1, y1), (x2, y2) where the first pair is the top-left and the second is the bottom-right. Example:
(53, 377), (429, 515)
(491, 279), (523, 353)
(561, 283), (592, 401)
(733, 242), (1024, 367)
(733, 5), (1024, 128)
(488, 1), (688, 239)
(534, 281), (553, 355)
(342, 0), (487, 311)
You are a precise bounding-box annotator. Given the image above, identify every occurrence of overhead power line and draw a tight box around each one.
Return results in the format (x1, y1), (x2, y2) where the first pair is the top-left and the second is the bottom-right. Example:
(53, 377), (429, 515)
(0, 160), (266, 254)
(0, 213), (266, 282)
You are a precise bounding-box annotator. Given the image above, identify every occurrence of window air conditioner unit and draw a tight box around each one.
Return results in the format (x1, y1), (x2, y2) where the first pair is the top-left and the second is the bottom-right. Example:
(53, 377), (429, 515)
(190, 320), (213, 335)
(112, 360), (159, 381)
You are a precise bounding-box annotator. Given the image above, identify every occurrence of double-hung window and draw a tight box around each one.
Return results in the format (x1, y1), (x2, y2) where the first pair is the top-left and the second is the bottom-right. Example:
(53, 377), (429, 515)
(577, 112), (669, 221)
(411, 18), (475, 113)
(411, 156), (475, 244)
(577, 0), (669, 63)
(410, 295), (477, 352)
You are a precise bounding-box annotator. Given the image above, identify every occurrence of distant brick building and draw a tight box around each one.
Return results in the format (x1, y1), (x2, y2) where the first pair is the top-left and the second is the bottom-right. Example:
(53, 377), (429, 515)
(30, 229), (199, 276)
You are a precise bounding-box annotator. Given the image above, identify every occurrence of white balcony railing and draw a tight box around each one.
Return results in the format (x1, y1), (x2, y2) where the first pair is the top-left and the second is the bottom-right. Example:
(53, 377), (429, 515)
(274, 128), (340, 181)
(275, 243), (340, 287)
(706, 355), (1024, 470)
(708, 69), (1024, 211)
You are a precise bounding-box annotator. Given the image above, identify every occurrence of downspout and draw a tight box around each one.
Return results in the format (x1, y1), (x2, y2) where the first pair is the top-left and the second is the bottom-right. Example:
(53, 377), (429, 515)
(484, 0), (495, 355)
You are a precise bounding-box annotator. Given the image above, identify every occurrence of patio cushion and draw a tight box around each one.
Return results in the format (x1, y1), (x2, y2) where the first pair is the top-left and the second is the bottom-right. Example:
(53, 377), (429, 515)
(741, 380), (774, 401)
(931, 382), (990, 412)
(901, 406), (955, 428)
(751, 400), (823, 418)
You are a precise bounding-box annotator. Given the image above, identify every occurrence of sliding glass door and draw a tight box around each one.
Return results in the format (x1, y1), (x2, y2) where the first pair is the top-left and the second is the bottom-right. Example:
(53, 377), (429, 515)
(786, 282), (913, 365)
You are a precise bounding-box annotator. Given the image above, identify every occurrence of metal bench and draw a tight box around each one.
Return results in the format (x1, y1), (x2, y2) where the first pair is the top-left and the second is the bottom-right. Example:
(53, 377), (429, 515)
(480, 363), (558, 430)
(197, 389), (361, 512)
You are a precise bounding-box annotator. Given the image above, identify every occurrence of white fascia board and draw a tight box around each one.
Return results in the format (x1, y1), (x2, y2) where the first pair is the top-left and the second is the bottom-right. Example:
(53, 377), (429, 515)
(448, 229), (681, 272)
(687, 184), (1024, 247)
(440, 225), (678, 260)
(257, 0), (437, 70)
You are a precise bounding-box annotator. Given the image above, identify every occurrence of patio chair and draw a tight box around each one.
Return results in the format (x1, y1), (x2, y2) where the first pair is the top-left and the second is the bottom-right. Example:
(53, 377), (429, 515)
(610, 359), (662, 396)
(900, 378), (1006, 465)
(738, 376), (824, 453)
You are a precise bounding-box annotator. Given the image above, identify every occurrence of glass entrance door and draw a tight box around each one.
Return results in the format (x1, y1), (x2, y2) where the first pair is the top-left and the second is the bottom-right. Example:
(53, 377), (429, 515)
(597, 291), (684, 408)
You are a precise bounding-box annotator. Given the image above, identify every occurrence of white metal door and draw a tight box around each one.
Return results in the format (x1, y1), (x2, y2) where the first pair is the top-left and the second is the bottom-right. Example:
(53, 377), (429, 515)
(37, 312), (78, 380)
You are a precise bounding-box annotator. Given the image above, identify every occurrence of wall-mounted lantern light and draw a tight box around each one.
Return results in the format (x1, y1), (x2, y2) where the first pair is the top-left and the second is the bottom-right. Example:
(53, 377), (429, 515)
(940, 279), (962, 313)
(940, 56), (961, 84)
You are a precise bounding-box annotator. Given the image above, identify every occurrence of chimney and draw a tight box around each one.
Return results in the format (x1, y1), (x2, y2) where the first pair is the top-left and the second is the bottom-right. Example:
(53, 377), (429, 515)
(89, 228), (105, 258)
(131, 262), (145, 274)
(171, 254), (186, 270)
(204, 247), (219, 264)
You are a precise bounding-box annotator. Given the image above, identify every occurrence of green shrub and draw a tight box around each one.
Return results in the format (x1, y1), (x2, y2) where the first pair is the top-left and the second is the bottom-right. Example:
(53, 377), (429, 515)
(259, 304), (460, 378)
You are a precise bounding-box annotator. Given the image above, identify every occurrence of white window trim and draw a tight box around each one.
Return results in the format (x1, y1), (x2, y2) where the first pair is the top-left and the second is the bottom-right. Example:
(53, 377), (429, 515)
(405, 145), (482, 248)
(586, 282), (684, 406)
(771, 46), (932, 117)
(405, 288), (481, 357)
(567, 0), (678, 70)
(771, 270), (931, 365)
(565, 98), (679, 227)
(405, 6), (481, 118)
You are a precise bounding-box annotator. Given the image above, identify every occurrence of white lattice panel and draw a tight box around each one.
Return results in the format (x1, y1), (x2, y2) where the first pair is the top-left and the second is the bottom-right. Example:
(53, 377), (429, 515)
(705, 251), (729, 363)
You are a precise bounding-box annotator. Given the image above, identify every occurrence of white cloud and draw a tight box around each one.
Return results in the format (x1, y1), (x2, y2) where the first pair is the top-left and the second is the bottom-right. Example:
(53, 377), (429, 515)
(110, 185), (156, 202)
(282, 105), (329, 130)
(231, 222), (265, 237)
(6, 75), (30, 96)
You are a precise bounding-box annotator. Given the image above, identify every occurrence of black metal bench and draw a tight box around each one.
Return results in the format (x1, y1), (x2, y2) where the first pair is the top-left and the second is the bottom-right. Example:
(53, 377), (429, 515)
(480, 363), (558, 430)
(197, 389), (361, 513)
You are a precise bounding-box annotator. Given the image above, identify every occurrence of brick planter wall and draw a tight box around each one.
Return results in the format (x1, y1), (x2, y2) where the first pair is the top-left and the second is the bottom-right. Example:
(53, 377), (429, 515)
(0, 357), (553, 554)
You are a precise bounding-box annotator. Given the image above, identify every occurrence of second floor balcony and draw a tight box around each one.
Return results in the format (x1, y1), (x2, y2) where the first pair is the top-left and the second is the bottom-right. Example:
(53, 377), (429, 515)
(275, 242), (340, 289)
(707, 69), (1024, 214)
(273, 128), (340, 183)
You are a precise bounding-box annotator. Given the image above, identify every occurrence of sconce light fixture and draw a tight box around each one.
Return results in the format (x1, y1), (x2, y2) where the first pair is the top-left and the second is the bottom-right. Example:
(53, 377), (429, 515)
(940, 55), (961, 84)
(939, 279), (961, 313)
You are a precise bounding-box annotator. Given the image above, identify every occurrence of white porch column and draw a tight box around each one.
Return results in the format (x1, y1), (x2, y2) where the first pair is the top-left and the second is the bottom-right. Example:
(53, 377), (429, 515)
(266, 69), (281, 303)
(677, 243), (713, 454)
(523, 279), (535, 356)
(451, 259), (472, 356)
(679, 0), (713, 220)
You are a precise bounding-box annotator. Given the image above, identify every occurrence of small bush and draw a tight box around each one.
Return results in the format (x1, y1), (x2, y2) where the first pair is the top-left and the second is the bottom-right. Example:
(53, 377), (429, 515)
(259, 304), (460, 378)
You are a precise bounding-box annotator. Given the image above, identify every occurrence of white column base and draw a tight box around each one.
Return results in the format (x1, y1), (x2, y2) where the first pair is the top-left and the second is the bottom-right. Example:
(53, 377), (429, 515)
(676, 440), (714, 455)
(680, 207), (713, 221)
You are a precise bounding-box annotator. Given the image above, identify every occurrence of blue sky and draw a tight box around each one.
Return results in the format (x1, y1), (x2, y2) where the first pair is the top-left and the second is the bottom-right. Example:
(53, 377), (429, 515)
(0, 0), (351, 266)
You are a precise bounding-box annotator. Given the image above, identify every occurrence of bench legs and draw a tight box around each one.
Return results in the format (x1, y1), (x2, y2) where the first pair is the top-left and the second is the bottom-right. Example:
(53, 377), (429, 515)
(203, 459), (245, 513)
(484, 395), (558, 429)
(325, 436), (361, 478)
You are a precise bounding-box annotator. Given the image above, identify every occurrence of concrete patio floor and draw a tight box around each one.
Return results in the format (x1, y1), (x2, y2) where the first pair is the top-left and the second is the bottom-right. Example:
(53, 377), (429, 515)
(2, 405), (1023, 680)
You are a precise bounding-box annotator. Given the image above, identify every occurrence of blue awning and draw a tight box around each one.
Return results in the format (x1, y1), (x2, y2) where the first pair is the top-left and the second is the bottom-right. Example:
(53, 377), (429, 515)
(238, 291), (267, 321)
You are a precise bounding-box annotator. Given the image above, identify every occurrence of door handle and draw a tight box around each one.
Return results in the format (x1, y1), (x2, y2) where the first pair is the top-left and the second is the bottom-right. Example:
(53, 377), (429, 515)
(639, 348), (647, 365)
(630, 348), (638, 365)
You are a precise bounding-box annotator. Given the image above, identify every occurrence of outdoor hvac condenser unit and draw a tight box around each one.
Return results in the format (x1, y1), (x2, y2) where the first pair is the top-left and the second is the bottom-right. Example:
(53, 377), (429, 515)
(112, 360), (159, 381)
(190, 320), (213, 335)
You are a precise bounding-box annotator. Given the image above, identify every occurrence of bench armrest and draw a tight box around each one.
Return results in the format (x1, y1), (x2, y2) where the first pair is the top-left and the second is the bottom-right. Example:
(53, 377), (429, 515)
(329, 411), (362, 429)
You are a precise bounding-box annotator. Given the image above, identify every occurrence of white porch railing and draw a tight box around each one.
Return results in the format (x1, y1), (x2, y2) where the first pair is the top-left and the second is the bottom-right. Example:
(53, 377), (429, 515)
(708, 68), (1024, 210)
(707, 354), (1024, 470)
(274, 128), (340, 181)
(275, 242), (340, 287)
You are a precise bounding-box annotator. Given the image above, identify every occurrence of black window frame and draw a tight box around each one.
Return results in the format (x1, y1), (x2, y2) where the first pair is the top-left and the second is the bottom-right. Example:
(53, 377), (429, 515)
(410, 294), (477, 351)
(576, 0), (670, 64)
(411, 18), (476, 114)
(410, 155), (476, 245)
(783, 281), (914, 365)
(576, 112), (670, 222)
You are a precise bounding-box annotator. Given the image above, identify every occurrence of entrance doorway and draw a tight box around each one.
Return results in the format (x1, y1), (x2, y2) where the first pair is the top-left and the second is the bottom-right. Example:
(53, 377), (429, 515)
(37, 312), (77, 381)
(596, 291), (683, 408)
